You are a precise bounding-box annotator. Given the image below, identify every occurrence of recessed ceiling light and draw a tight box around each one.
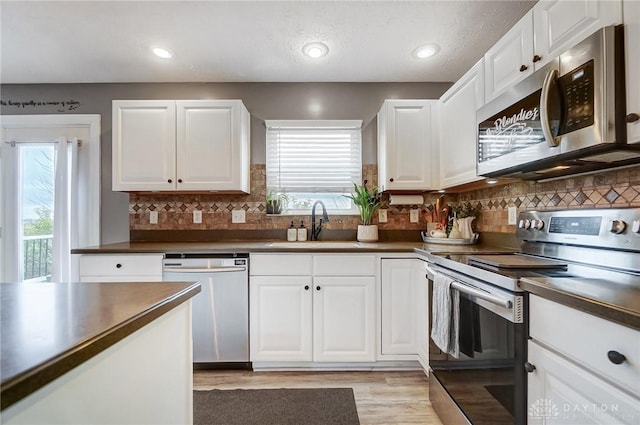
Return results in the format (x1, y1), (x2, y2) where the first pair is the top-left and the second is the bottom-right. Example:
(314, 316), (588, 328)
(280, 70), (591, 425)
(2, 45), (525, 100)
(152, 47), (173, 59)
(302, 42), (329, 59)
(486, 179), (499, 185)
(413, 44), (440, 59)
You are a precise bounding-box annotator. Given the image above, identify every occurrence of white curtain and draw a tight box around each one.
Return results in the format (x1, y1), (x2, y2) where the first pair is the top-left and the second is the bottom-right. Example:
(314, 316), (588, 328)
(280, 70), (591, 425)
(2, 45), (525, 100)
(51, 136), (79, 281)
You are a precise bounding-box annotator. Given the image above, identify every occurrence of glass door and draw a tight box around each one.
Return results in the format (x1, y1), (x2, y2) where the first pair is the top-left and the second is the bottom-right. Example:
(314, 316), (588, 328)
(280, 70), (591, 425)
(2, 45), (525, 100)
(2, 142), (56, 281)
(21, 144), (56, 281)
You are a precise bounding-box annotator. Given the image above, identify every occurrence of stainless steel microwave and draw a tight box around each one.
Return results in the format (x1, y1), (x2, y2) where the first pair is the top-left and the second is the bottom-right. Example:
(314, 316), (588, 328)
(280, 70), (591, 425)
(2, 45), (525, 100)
(477, 26), (640, 180)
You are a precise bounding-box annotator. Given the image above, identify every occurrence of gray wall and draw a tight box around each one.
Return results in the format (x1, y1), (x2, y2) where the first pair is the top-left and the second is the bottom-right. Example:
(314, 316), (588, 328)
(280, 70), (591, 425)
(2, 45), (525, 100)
(1, 82), (451, 243)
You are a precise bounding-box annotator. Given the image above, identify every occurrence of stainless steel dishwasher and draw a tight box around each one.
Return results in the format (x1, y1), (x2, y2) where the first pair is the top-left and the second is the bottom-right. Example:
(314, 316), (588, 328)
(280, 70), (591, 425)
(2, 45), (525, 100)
(162, 253), (250, 370)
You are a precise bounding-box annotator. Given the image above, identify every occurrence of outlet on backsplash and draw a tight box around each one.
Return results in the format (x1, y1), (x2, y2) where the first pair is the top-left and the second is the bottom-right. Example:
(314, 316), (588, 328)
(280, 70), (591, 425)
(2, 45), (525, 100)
(508, 207), (517, 225)
(193, 210), (202, 224)
(231, 210), (246, 224)
(379, 210), (388, 223)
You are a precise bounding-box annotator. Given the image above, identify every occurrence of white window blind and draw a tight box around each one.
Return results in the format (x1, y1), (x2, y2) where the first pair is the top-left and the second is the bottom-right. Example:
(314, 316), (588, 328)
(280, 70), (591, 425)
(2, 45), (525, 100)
(265, 120), (363, 194)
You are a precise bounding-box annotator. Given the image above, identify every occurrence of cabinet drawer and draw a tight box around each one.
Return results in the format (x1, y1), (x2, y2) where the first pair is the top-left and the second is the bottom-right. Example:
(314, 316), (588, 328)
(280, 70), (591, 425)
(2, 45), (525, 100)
(250, 254), (312, 276)
(313, 255), (376, 276)
(530, 295), (640, 396)
(79, 254), (163, 277)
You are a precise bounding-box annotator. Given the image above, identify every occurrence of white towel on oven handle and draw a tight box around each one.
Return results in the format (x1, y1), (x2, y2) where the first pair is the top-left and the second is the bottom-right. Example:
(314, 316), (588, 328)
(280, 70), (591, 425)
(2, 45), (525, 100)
(430, 271), (460, 358)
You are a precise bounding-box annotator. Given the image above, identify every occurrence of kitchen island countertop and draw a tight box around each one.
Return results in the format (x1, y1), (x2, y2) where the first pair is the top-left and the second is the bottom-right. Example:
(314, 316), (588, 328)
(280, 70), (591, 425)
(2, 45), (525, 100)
(0, 281), (201, 411)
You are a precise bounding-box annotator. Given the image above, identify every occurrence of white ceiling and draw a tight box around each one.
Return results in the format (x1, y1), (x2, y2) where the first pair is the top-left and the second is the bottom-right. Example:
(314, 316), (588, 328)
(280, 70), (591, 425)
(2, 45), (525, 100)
(0, 0), (536, 84)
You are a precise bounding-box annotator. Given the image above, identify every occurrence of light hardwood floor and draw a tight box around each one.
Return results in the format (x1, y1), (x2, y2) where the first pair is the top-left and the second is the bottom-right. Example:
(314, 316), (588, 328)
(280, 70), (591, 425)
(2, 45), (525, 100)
(193, 370), (444, 425)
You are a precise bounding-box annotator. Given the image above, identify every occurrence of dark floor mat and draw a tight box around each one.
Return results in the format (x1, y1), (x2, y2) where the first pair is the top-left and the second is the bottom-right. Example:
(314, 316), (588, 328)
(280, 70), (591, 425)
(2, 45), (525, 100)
(193, 387), (360, 425)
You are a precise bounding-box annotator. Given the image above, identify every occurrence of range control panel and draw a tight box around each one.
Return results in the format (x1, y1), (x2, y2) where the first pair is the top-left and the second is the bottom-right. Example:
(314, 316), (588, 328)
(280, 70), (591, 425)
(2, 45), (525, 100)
(516, 208), (640, 251)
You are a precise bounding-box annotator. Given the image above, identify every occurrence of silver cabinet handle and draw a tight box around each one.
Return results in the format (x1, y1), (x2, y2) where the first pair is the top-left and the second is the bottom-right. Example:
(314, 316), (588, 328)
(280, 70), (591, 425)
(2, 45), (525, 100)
(163, 266), (246, 273)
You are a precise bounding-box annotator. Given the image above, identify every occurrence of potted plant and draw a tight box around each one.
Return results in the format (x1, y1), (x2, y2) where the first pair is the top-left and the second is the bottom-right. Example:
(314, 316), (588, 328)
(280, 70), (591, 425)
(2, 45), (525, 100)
(266, 191), (288, 214)
(345, 180), (383, 242)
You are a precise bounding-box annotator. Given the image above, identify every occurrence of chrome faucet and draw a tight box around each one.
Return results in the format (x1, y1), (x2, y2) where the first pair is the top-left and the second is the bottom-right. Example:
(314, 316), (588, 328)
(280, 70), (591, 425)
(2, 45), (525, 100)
(311, 200), (329, 241)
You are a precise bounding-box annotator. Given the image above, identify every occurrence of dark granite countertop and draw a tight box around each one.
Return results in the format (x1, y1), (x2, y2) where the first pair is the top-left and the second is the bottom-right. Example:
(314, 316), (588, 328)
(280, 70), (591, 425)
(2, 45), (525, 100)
(0, 281), (201, 411)
(71, 239), (516, 255)
(519, 276), (640, 331)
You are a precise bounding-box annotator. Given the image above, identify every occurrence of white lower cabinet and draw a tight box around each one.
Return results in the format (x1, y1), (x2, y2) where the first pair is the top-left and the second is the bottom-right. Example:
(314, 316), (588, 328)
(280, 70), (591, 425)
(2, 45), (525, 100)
(380, 258), (419, 357)
(249, 276), (313, 362)
(379, 258), (429, 368)
(528, 295), (640, 424)
(527, 341), (640, 425)
(249, 253), (376, 364)
(78, 254), (163, 282)
(313, 276), (376, 362)
(415, 260), (430, 372)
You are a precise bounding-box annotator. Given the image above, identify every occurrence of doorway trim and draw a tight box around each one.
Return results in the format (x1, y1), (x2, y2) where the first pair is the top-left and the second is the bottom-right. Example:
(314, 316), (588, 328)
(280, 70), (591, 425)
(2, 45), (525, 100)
(0, 114), (101, 280)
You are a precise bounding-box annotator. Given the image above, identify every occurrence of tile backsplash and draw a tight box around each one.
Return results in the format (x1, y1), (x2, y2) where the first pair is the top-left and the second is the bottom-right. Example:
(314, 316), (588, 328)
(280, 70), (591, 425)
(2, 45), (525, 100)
(130, 164), (640, 236)
(461, 165), (640, 233)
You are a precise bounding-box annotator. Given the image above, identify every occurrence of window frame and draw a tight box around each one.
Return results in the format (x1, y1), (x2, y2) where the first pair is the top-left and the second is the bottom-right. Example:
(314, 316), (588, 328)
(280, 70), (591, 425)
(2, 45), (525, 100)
(265, 119), (363, 216)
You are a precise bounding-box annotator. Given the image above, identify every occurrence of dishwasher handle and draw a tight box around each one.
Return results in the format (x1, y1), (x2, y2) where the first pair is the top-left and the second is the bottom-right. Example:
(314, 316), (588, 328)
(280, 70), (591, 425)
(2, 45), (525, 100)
(163, 266), (247, 273)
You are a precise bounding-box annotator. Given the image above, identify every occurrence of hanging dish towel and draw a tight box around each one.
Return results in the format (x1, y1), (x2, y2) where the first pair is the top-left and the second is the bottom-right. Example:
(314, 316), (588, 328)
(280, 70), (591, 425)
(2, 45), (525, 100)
(430, 271), (460, 358)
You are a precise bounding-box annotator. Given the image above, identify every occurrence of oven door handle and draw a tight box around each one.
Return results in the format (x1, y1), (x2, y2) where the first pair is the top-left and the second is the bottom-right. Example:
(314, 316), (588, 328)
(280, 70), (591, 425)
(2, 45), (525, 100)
(451, 281), (513, 309)
(426, 265), (513, 309)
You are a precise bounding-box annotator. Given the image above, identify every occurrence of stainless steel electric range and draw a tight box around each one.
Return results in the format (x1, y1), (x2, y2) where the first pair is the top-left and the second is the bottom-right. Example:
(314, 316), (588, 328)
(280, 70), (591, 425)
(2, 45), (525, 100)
(424, 207), (640, 425)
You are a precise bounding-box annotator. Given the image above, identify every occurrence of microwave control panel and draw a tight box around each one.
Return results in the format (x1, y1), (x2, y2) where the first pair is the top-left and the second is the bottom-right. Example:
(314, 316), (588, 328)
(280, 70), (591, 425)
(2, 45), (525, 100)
(559, 60), (595, 134)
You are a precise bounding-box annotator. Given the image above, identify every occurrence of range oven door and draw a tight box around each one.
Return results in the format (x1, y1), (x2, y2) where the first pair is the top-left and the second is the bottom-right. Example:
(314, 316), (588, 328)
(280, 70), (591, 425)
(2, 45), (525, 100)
(426, 264), (527, 425)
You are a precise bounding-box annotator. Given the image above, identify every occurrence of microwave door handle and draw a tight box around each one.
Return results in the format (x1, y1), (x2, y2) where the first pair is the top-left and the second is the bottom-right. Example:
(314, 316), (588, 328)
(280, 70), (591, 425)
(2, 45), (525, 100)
(540, 68), (560, 147)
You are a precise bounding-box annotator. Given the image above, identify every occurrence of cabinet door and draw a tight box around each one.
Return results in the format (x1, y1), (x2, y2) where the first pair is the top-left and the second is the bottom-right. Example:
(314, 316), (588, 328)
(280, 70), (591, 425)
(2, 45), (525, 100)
(485, 11), (534, 102)
(415, 260), (429, 372)
(112, 100), (176, 191)
(313, 276), (375, 362)
(378, 100), (436, 191)
(527, 341), (640, 425)
(533, 0), (622, 71)
(381, 259), (419, 356)
(439, 59), (484, 188)
(250, 276), (313, 362)
(176, 100), (250, 192)
(625, 0), (640, 143)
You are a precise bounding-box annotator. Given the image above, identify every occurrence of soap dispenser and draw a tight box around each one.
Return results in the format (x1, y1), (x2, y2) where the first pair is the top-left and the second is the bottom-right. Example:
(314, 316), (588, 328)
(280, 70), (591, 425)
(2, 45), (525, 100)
(287, 221), (297, 241)
(297, 221), (307, 242)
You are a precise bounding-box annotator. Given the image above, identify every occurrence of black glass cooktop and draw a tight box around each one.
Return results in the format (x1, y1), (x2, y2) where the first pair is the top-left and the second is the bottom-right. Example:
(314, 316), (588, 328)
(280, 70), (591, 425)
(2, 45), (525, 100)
(433, 253), (573, 280)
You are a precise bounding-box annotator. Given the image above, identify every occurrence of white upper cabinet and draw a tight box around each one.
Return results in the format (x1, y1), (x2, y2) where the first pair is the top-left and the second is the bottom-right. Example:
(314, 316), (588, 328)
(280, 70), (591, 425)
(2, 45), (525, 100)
(534, 0), (622, 69)
(624, 0), (640, 143)
(176, 100), (250, 191)
(485, 0), (622, 102)
(112, 100), (176, 191)
(438, 58), (485, 188)
(484, 12), (534, 102)
(112, 99), (250, 192)
(377, 99), (438, 191)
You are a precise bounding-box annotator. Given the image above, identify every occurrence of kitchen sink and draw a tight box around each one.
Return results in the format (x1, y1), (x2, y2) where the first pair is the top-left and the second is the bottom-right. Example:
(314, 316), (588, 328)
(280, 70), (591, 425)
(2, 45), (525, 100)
(268, 241), (362, 249)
